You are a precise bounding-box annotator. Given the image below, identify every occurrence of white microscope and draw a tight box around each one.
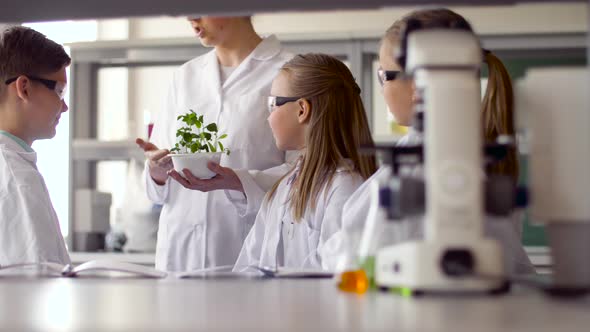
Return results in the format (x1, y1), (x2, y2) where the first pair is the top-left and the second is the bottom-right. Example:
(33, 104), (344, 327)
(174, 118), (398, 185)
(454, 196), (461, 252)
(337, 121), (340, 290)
(372, 28), (510, 294)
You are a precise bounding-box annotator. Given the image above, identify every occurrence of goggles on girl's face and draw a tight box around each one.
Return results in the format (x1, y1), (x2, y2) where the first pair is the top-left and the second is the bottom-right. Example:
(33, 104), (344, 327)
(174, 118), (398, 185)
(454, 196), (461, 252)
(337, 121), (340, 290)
(377, 69), (401, 86)
(267, 96), (301, 113)
(5, 75), (67, 100)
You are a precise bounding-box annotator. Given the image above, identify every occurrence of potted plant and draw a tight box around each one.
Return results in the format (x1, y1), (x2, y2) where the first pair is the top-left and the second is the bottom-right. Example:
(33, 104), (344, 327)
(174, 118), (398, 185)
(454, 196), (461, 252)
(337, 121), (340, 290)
(169, 110), (230, 179)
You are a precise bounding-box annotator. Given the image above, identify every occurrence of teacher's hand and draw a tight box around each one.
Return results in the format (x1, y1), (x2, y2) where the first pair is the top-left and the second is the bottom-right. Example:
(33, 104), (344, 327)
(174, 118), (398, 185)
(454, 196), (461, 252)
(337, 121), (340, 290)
(168, 161), (244, 193)
(136, 138), (172, 186)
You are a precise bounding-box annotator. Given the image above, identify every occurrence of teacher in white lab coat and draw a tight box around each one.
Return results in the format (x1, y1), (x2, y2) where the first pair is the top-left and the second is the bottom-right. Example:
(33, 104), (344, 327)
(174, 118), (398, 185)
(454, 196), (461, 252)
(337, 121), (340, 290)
(137, 16), (296, 272)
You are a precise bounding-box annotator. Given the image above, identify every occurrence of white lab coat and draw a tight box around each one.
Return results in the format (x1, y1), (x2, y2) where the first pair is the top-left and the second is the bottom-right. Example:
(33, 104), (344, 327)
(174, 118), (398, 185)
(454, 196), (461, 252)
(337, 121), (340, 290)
(0, 133), (70, 266)
(322, 132), (535, 275)
(146, 35), (296, 271)
(234, 162), (365, 271)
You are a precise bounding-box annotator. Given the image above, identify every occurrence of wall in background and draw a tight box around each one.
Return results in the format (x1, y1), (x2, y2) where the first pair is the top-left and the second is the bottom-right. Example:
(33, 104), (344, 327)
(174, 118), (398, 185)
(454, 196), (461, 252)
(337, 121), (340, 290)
(122, 3), (588, 40)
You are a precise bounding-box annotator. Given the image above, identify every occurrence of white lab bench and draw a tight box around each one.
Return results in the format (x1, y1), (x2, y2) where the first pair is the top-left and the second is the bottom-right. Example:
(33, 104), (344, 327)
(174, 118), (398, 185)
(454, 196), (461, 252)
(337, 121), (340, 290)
(0, 277), (588, 331)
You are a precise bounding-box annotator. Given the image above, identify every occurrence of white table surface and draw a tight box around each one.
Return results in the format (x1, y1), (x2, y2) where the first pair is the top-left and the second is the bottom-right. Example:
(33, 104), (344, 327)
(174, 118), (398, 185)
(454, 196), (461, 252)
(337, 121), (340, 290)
(0, 277), (589, 332)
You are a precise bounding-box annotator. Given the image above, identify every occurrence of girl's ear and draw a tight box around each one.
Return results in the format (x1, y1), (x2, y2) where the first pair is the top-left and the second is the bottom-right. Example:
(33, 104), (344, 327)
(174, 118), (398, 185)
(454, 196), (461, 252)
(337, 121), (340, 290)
(297, 98), (311, 124)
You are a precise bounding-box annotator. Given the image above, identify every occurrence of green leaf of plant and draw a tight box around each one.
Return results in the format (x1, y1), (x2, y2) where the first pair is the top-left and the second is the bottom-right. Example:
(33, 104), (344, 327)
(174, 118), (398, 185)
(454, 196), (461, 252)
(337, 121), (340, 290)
(208, 142), (216, 152)
(206, 123), (218, 132)
(183, 133), (192, 142)
(190, 142), (200, 153)
(218, 134), (227, 140)
(218, 141), (224, 151)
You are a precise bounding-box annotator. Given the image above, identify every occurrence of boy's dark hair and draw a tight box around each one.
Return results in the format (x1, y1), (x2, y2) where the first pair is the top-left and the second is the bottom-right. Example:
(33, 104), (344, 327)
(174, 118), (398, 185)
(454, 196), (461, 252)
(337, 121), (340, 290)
(0, 26), (71, 94)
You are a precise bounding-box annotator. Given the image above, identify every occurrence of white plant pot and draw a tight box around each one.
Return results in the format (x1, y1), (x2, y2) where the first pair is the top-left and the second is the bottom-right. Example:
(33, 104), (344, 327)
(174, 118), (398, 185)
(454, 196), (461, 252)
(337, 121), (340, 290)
(170, 152), (222, 180)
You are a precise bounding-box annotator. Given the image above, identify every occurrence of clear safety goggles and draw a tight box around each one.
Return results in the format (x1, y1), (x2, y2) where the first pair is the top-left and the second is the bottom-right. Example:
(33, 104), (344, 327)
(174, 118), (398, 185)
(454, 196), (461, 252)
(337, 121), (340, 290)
(5, 75), (67, 100)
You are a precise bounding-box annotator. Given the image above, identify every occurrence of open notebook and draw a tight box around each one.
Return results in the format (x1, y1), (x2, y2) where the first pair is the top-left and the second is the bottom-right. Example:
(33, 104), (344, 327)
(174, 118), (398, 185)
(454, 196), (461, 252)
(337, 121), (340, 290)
(176, 265), (333, 279)
(0, 260), (167, 278)
(250, 266), (334, 278)
(0, 261), (333, 279)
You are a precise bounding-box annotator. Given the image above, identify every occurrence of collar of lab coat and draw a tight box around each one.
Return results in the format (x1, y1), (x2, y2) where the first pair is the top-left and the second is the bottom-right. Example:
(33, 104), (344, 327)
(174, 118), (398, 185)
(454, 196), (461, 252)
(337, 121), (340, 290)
(201, 35), (282, 90)
(249, 35), (282, 61)
(396, 128), (423, 147)
(280, 157), (356, 210)
(202, 35), (282, 68)
(0, 131), (37, 164)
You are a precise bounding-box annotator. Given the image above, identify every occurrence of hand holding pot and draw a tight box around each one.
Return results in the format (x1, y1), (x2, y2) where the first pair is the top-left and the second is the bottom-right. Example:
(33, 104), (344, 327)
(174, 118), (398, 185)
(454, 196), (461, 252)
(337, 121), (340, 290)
(168, 161), (244, 193)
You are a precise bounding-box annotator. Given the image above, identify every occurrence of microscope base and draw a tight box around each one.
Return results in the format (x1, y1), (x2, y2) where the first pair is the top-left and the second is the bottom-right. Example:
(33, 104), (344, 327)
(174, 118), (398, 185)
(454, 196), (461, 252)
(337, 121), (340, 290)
(375, 239), (505, 293)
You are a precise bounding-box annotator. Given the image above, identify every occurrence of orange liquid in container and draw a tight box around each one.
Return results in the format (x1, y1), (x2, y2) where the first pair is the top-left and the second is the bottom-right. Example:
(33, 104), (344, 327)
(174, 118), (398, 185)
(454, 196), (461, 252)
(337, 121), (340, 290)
(337, 269), (369, 294)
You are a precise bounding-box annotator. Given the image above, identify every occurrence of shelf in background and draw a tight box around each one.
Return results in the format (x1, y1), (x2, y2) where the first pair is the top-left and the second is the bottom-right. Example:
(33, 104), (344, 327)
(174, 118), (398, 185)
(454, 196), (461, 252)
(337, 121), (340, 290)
(72, 139), (146, 162)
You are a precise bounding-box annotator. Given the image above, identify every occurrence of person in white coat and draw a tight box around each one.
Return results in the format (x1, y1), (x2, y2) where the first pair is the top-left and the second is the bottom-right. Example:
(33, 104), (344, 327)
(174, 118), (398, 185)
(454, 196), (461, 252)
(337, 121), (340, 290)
(136, 17), (297, 272)
(233, 54), (377, 271)
(0, 26), (70, 265)
(322, 8), (534, 275)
